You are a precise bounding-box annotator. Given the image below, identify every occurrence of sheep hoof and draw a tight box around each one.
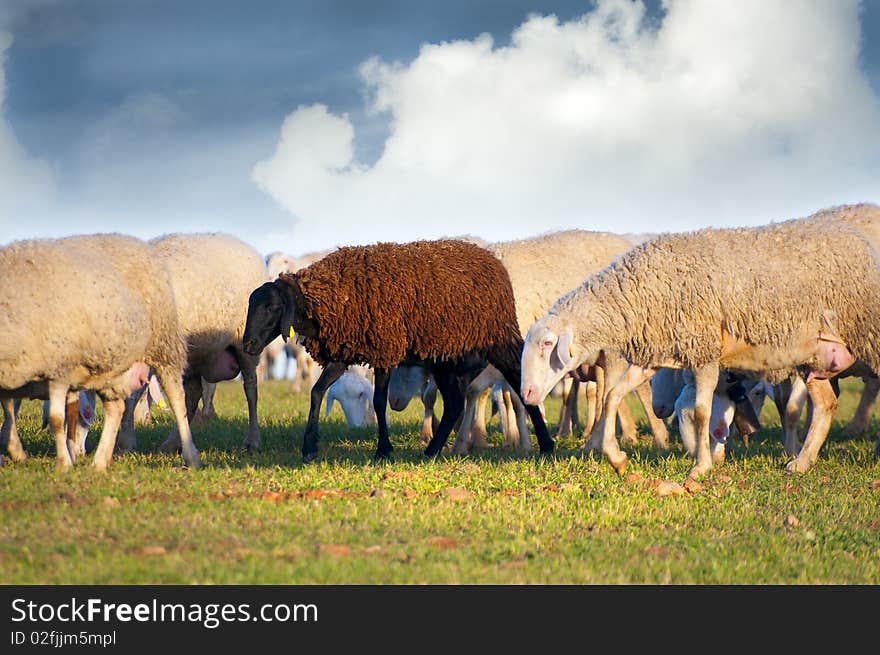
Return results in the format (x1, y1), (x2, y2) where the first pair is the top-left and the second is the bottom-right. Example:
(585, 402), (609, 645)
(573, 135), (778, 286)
(874, 439), (880, 459)
(785, 458), (812, 474)
(55, 458), (73, 473)
(374, 450), (393, 462)
(609, 453), (628, 475)
(302, 449), (319, 463)
(243, 437), (262, 451)
(687, 463), (710, 480)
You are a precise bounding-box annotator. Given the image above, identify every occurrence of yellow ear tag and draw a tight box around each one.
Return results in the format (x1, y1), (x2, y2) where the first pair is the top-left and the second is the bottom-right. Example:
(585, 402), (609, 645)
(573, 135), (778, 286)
(569, 345), (575, 358)
(157, 399), (165, 409)
(289, 326), (296, 339)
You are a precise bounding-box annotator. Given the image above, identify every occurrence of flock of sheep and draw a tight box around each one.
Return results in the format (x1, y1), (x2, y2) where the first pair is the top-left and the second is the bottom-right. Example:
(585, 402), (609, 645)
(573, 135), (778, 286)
(2, 202), (880, 481)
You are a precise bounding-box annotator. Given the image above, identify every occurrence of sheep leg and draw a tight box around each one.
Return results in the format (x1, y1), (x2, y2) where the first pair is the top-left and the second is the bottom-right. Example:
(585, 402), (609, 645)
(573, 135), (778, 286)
(302, 362), (347, 462)
(90, 397), (124, 471)
(583, 358), (621, 451)
(48, 381), (74, 471)
(453, 366), (500, 454)
(495, 363), (554, 454)
(193, 381), (218, 423)
(634, 381), (669, 450)
(421, 380), (438, 441)
(65, 394), (81, 463)
(159, 375), (202, 453)
(1, 397), (26, 462)
(471, 386), (492, 449)
(581, 380), (598, 440)
(786, 377), (837, 474)
(557, 377), (575, 438)
(371, 368), (394, 459)
(688, 363), (720, 480)
(593, 365), (653, 474)
(236, 351), (262, 450)
(617, 398), (639, 446)
(843, 376), (880, 437)
(783, 376), (809, 456)
(569, 379), (582, 434)
(505, 387), (532, 452)
(155, 367), (202, 469)
(117, 383), (148, 453)
(424, 363), (466, 458)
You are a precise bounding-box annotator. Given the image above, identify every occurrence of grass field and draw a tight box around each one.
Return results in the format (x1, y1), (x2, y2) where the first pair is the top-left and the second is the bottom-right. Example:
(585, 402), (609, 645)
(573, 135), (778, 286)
(2, 377), (879, 584)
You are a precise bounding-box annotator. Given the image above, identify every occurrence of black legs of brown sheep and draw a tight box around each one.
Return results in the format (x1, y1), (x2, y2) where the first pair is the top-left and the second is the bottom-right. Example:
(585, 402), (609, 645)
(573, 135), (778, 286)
(423, 362), (466, 458)
(302, 362), (348, 461)
(372, 368), (393, 458)
(300, 356), (553, 461)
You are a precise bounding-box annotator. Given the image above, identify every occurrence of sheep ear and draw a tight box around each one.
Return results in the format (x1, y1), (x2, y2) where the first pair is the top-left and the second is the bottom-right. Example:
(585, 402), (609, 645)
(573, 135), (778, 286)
(554, 330), (575, 369)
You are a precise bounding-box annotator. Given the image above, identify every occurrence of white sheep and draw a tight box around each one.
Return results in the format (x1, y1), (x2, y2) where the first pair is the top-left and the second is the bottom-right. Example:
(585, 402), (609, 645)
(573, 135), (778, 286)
(325, 368), (384, 428)
(116, 233), (267, 454)
(0, 233), (200, 470)
(393, 230), (668, 455)
(387, 364), (439, 440)
(673, 370), (772, 460)
(521, 207), (880, 478)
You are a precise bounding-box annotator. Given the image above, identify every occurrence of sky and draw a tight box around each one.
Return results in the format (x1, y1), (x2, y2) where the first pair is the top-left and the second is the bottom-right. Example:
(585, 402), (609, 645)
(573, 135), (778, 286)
(1, 0), (879, 258)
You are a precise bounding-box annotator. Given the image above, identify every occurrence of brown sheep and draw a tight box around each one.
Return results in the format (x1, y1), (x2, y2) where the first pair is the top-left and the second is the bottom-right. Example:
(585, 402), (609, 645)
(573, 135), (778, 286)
(242, 239), (554, 460)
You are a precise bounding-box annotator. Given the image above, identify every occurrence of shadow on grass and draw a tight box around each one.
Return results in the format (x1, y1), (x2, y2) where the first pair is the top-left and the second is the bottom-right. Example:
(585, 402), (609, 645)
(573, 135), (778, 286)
(10, 408), (878, 473)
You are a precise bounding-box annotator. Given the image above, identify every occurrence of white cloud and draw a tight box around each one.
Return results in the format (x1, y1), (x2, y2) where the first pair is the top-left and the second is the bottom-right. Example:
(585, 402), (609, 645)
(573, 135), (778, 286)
(254, 0), (880, 253)
(0, 32), (56, 223)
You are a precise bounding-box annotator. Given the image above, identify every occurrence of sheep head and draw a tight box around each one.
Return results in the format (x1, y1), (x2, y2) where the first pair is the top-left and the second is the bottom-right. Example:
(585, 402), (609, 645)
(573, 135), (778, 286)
(520, 314), (598, 405)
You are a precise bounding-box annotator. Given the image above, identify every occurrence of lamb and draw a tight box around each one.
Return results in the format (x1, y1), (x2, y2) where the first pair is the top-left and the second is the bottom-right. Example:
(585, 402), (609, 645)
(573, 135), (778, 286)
(521, 208), (880, 479)
(117, 233), (268, 454)
(0, 233), (201, 470)
(242, 239), (554, 461)
(388, 365), (439, 439)
(325, 367), (383, 428)
(651, 367), (772, 445)
(672, 370), (772, 457)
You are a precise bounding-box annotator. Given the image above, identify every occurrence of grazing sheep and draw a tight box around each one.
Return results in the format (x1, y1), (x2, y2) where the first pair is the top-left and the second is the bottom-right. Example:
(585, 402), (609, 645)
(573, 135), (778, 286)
(672, 370), (772, 458)
(521, 209), (880, 478)
(392, 230), (668, 454)
(651, 367), (773, 444)
(116, 233), (268, 454)
(325, 368), (382, 428)
(388, 365), (439, 439)
(0, 233), (200, 470)
(243, 239), (553, 460)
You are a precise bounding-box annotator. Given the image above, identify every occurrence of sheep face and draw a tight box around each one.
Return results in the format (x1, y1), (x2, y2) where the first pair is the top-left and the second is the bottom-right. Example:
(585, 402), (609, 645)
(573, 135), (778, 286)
(243, 281), (286, 356)
(521, 316), (590, 405)
(650, 368), (685, 419)
(388, 365), (430, 411)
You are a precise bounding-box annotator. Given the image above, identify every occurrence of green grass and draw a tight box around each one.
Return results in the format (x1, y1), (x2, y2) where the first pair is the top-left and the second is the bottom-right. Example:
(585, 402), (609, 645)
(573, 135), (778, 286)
(2, 378), (879, 584)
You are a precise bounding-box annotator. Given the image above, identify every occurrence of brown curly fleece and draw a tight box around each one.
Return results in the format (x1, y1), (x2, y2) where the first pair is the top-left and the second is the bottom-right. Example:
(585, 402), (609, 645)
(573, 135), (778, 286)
(279, 239), (523, 372)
